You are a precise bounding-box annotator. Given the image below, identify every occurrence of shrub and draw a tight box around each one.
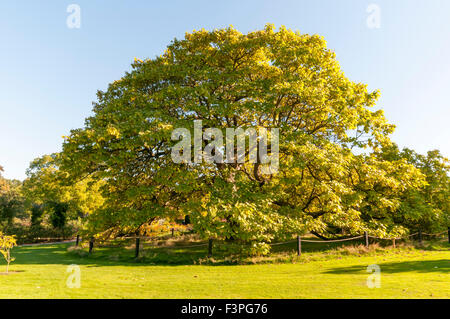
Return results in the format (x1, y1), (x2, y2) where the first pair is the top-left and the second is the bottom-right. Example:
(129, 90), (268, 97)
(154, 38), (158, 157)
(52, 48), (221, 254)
(0, 232), (17, 273)
(48, 202), (68, 229)
(30, 204), (44, 227)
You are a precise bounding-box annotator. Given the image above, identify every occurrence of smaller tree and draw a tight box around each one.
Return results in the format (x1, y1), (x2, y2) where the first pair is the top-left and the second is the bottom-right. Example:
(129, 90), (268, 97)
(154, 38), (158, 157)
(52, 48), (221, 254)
(0, 183), (24, 230)
(23, 154), (105, 235)
(0, 166), (8, 193)
(0, 232), (17, 273)
(49, 202), (68, 229)
(378, 145), (450, 233)
(30, 204), (44, 227)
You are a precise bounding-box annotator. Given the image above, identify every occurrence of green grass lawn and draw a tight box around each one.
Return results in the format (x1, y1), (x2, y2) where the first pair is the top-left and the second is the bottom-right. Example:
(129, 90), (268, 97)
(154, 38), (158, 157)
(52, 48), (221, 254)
(0, 238), (448, 299)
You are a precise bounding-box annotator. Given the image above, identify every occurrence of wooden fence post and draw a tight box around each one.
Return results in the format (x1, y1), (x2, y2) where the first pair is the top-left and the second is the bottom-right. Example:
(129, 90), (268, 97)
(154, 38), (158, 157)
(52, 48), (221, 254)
(208, 239), (213, 258)
(448, 227), (450, 244)
(89, 237), (94, 254)
(364, 232), (369, 248)
(393, 239), (396, 248)
(76, 234), (80, 246)
(418, 230), (422, 244)
(171, 228), (175, 237)
(297, 235), (301, 256)
(135, 237), (140, 258)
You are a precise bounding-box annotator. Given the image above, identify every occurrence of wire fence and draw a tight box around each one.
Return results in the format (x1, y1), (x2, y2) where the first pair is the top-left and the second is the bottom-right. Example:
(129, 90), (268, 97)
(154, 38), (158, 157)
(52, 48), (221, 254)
(25, 226), (445, 258)
(422, 231), (448, 236)
(300, 235), (365, 243)
(19, 239), (76, 247)
(368, 233), (418, 240)
(78, 227), (449, 258)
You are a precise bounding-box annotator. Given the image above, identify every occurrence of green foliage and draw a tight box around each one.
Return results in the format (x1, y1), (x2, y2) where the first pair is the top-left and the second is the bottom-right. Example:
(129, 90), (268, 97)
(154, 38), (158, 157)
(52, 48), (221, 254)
(0, 166), (7, 192)
(379, 145), (449, 232)
(22, 154), (105, 233)
(0, 168), (25, 229)
(48, 202), (68, 229)
(30, 204), (44, 227)
(58, 25), (439, 253)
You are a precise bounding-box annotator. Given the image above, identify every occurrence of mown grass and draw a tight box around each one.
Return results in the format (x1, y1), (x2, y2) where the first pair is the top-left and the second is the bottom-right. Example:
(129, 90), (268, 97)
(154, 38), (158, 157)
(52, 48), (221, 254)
(0, 236), (448, 299)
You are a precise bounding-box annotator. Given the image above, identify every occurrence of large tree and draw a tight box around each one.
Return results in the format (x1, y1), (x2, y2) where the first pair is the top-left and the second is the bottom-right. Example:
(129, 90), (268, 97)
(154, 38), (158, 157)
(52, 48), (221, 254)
(61, 25), (426, 252)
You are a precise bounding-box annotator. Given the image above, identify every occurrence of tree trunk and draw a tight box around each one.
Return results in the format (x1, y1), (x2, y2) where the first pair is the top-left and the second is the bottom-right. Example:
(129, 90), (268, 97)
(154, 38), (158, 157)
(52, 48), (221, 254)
(6, 251), (10, 273)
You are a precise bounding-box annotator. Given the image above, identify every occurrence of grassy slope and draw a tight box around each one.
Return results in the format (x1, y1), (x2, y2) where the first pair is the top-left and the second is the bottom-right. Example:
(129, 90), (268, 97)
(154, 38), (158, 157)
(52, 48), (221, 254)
(0, 240), (448, 299)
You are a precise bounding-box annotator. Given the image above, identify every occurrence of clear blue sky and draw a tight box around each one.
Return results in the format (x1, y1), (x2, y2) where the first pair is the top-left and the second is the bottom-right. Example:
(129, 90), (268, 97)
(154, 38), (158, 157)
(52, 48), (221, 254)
(1, 0), (449, 180)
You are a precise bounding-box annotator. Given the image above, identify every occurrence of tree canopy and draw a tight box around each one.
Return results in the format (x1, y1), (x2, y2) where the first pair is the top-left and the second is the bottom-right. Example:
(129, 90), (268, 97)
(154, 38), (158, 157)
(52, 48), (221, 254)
(22, 154), (104, 233)
(57, 25), (447, 253)
(0, 166), (24, 229)
(378, 145), (450, 233)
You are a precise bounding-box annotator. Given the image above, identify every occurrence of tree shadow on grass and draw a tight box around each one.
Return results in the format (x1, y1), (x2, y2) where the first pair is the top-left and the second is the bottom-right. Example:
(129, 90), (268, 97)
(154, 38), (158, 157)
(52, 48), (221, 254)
(10, 243), (216, 267)
(11, 241), (450, 268)
(11, 244), (129, 267)
(324, 259), (450, 274)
